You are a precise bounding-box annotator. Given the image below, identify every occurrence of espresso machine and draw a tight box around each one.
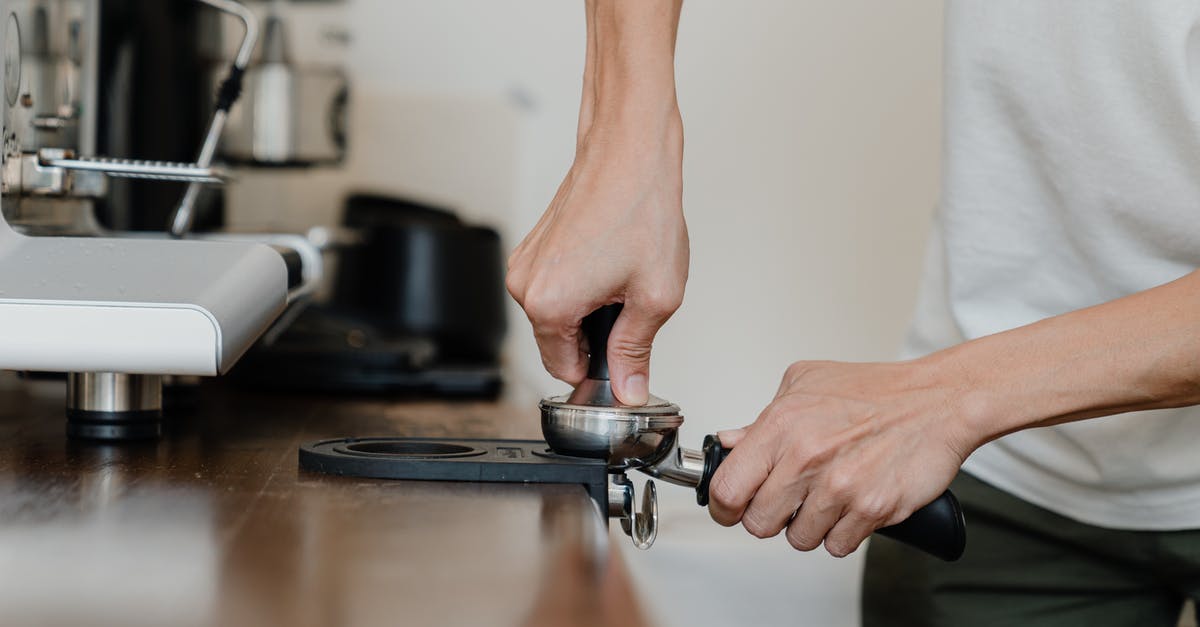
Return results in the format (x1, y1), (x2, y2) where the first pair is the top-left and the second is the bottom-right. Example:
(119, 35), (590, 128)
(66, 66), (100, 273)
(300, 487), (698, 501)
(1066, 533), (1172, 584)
(0, 0), (315, 439)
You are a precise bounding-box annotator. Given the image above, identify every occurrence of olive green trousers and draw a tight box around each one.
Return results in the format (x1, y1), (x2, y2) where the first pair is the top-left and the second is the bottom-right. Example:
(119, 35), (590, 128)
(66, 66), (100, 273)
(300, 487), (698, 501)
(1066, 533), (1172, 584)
(862, 472), (1200, 627)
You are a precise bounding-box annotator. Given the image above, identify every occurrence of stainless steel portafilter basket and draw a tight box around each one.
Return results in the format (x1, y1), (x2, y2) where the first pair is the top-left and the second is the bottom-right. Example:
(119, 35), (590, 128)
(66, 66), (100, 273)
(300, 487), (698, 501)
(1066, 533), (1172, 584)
(540, 304), (967, 561)
(540, 389), (683, 471)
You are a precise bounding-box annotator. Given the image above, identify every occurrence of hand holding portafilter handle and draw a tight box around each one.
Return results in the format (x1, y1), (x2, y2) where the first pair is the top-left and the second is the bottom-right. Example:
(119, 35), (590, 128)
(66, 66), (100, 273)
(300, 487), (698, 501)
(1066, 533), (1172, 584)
(579, 306), (966, 561)
(694, 435), (966, 562)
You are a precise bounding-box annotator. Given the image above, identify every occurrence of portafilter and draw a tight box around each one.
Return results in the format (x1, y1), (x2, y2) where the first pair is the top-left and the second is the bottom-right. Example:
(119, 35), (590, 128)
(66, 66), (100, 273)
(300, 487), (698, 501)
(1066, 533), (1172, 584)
(540, 304), (966, 561)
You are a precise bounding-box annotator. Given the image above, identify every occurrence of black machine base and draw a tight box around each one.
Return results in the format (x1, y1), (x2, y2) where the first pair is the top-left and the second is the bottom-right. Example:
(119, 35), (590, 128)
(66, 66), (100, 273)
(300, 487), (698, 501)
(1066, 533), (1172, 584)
(299, 437), (610, 512)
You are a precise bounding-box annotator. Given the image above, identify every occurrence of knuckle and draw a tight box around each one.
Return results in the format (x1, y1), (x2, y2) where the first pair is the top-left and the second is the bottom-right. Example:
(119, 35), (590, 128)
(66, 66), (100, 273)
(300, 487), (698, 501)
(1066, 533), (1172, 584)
(707, 505), (739, 528)
(882, 503), (914, 528)
(823, 472), (856, 501)
(824, 537), (855, 558)
(854, 495), (894, 523)
(640, 288), (682, 319)
(708, 475), (740, 513)
(741, 511), (778, 539)
(608, 336), (653, 363)
(782, 361), (838, 389)
(522, 292), (566, 326)
(783, 362), (811, 384)
(539, 355), (566, 381)
(757, 405), (791, 434)
(504, 272), (524, 302)
(786, 526), (821, 552)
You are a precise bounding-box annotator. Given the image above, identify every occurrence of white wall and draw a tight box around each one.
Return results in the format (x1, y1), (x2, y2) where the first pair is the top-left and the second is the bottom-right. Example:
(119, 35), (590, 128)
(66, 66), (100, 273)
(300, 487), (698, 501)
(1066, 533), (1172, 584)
(228, 2), (944, 625)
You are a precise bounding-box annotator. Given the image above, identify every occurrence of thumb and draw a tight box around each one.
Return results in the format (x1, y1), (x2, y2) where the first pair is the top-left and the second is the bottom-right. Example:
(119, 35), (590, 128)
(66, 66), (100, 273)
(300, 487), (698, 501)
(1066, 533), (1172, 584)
(606, 305), (667, 406)
(716, 427), (749, 448)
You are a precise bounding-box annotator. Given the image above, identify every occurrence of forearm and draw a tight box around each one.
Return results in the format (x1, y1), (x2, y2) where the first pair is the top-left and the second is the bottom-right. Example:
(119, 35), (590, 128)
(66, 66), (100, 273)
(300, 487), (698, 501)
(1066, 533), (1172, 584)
(581, 0), (682, 141)
(505, 0), (687, 401)
(929, 269), (1200, 449)
(576, 0), (598, 148)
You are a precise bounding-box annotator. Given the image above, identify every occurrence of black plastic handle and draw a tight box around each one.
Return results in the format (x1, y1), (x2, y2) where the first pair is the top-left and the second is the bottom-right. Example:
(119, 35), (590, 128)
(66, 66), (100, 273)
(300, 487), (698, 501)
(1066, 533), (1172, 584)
(695, 434), (966, 562)
(582, 304), (622, 381)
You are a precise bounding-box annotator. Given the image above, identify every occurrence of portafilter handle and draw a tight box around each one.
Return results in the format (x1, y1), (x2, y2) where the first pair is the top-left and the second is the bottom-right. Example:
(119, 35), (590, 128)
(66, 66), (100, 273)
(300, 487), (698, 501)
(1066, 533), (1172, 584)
(694, 435), (966, 562)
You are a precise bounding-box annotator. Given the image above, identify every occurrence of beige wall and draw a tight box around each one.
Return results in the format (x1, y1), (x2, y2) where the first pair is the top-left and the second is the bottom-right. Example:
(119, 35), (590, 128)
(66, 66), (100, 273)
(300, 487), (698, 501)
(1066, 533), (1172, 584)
(227, 2), (944, 624)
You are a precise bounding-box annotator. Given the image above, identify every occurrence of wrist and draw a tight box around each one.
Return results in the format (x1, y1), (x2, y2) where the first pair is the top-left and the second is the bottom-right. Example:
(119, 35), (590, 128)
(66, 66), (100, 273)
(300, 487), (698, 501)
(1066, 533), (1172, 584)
(578, 102), (683, 182)
(589, 89), (681, 140)
(910, 346), (1010, 457)
(915, 326), (1078, 454)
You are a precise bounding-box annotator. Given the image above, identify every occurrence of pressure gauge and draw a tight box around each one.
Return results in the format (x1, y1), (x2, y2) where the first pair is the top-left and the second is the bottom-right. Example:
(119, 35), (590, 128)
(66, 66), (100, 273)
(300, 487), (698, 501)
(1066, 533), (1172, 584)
(4, 13), (19, 107)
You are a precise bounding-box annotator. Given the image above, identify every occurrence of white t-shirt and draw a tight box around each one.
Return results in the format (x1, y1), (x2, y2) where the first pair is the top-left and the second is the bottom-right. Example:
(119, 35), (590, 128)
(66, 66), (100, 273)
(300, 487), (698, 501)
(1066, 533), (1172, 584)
(906, 2), (1200, 530)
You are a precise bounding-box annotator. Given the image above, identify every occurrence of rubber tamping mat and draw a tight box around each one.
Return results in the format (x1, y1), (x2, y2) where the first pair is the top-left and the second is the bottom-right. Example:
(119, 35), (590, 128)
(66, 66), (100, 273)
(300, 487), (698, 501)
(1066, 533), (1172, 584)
(299, 437), (611, 511)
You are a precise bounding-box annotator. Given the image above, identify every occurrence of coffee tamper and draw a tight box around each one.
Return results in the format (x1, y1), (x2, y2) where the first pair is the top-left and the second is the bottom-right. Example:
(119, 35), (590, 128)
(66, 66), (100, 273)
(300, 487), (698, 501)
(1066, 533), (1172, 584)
(540, 304), (966, 561)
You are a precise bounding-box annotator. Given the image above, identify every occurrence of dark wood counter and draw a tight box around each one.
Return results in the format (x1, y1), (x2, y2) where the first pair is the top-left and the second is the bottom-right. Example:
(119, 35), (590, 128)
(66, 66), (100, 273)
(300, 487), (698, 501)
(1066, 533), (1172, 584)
(0, 375), (647, 627)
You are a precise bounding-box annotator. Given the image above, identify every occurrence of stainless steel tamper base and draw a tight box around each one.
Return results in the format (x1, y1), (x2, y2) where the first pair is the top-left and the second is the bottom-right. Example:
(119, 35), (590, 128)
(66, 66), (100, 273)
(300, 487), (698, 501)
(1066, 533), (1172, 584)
(539, 304), (708, 549)
(541, 376), (701, 549)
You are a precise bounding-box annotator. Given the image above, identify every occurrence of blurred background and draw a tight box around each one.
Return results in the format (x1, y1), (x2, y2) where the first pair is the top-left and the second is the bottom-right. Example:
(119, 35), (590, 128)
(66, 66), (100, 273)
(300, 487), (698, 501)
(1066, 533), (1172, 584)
(226, 1), (944, 625)
(0, 0), (944, 624)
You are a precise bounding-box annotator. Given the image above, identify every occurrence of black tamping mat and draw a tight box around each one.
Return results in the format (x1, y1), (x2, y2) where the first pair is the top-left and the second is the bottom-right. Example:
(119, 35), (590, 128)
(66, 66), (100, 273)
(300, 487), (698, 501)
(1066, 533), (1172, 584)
(299, 437), (611, 511)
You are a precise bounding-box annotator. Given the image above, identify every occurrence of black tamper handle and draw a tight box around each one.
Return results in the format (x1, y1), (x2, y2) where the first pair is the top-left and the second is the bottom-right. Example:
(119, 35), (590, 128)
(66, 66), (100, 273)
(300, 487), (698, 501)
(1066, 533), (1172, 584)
(582, 304), (623, 381)
(695, 434), (966, 562)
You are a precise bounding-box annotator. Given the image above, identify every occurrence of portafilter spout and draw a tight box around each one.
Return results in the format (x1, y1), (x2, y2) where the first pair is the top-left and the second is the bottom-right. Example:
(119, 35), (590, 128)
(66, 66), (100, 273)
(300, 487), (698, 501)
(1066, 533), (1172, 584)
(539, 305), (966, 561)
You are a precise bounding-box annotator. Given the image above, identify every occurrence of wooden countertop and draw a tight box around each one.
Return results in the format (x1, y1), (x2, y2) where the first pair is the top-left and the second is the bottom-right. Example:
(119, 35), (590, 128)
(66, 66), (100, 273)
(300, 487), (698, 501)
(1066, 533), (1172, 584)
(0, 375), (648, 627)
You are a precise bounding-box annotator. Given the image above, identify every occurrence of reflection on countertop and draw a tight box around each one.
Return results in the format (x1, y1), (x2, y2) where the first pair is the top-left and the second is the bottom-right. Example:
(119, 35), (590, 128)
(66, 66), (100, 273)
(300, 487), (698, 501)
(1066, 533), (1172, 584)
(0, 375), (647, 627)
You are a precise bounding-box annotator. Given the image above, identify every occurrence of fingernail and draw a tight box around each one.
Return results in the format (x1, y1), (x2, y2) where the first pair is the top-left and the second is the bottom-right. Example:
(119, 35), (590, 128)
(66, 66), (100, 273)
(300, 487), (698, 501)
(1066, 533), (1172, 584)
(623, 374), (648, 406)
(716, 428), (746, 447)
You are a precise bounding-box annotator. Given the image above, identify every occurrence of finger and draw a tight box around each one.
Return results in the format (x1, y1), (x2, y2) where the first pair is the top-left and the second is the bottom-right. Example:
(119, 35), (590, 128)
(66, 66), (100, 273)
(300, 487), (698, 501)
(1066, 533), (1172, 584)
(525, 292), (589, 384)
(822, 510), (876, 558)
(607, 303), (672, 406)
(533, 322), (587, 385)
(707, 427), (778, 526)
(739, 468), (808, 539)
(784, 492), (844, 553)
(715, 427), (748, 448)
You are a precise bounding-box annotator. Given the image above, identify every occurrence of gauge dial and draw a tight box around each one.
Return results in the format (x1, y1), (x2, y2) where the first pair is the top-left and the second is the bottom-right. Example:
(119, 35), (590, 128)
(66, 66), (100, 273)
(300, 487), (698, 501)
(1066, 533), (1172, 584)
(4, 13), (20, 107)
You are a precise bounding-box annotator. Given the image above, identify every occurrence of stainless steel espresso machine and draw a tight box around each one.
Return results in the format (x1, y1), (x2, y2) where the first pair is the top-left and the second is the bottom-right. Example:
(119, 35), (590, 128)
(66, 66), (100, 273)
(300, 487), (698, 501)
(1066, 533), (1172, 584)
(0, 0), (312, 439)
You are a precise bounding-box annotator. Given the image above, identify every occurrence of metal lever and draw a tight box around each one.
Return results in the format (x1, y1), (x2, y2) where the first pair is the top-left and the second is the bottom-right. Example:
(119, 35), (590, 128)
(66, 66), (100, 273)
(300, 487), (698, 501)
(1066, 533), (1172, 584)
(608, 473), (658, 550)
(39, 151), (230, 184)
(169, 0), (259, 238)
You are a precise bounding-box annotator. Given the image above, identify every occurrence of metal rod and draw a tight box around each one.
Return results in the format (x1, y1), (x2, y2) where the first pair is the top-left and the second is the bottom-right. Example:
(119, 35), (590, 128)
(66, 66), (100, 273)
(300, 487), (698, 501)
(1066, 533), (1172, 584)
(169, 0), (259, 238)
(639, 445), (706, 488)
(41, 154), (228, 183)
(196, 0), (260, 67)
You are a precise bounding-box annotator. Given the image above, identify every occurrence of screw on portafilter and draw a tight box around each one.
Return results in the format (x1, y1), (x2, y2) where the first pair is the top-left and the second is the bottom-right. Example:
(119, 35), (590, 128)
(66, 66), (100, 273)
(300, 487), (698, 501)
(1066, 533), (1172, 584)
(539, 304), (965, 560)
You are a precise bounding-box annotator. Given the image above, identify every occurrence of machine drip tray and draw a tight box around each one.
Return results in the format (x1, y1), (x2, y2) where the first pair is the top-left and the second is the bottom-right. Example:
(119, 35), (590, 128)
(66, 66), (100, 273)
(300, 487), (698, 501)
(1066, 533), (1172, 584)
(299, 437), (610, 510)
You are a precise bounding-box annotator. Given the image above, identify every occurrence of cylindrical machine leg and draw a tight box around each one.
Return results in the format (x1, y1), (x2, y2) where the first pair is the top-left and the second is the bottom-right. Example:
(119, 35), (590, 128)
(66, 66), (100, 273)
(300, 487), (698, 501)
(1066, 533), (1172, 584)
(66, 373), (163, 440)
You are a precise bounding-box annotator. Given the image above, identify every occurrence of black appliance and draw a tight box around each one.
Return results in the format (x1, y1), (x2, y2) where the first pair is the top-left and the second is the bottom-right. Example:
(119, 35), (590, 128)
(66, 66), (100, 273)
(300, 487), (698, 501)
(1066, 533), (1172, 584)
(231, 194), (506, 397)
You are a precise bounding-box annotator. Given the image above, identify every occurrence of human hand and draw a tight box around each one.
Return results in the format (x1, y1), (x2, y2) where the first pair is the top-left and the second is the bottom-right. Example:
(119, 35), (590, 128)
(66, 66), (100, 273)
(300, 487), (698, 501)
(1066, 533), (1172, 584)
(506, 113), (688, 405)
(506, 0), (686, 405)
(707, 359), (979, 557)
